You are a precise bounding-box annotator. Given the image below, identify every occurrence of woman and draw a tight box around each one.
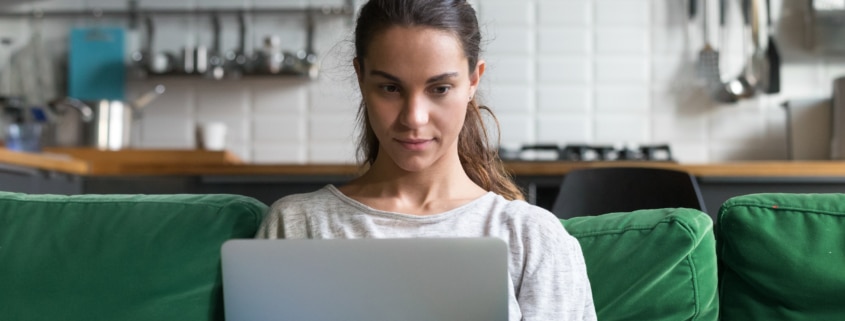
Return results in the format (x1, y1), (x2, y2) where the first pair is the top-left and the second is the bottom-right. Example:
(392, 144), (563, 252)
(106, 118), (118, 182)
(256, 0), (596, 320)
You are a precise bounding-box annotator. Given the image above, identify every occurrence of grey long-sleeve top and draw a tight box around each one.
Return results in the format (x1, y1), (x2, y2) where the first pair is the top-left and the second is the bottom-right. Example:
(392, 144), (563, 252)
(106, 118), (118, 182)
(256, 185), (597, 321)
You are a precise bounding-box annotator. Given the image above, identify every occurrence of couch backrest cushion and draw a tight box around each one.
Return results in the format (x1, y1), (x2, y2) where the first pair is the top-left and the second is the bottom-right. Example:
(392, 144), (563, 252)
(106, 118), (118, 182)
(0, 192), (267, 321)
(717, 193), (845, 321)
(563, 208), (719, 321)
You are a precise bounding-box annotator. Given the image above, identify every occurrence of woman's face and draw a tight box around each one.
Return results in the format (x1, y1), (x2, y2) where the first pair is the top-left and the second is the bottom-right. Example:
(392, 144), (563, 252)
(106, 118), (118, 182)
(355, 26), (484, 173)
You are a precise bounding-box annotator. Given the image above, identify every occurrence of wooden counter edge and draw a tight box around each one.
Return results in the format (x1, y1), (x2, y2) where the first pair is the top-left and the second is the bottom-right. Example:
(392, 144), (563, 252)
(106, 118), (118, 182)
(42, 147), (244, 165)
(504, 161), (845, 177)
(84, 163), (363, 176)
(84, 161), (845, 177)
(0, 148), (89, 174)
(4, 148), (845, 177)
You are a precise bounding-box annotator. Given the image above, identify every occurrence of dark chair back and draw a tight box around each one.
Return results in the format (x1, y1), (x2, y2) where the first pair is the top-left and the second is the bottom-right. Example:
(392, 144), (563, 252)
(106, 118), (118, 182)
(551, 167), (706, 219)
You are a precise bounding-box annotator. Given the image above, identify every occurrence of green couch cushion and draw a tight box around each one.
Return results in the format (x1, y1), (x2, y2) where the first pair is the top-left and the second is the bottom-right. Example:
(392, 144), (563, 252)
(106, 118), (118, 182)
(717, 193), (845, 321)
(563, 208), (718, 321)
(0, 192), (267, 321)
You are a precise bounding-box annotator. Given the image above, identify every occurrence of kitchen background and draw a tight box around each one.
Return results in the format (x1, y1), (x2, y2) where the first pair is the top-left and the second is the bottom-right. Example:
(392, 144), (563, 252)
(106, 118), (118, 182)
(0, 0), (844, 164)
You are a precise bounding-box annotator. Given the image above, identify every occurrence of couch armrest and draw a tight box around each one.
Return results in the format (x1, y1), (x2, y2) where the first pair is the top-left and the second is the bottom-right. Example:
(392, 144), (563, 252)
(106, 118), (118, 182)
(564, 208), (718, 321)
(0, 192), (268, 321)
(717, 193), (845, 320)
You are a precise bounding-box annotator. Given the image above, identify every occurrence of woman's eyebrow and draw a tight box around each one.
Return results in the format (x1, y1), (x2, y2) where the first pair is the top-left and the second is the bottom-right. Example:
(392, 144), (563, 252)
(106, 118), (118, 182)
(426, 72), (459, 83)
(370, 70), (401, 82)
(369, 70), (459, 84)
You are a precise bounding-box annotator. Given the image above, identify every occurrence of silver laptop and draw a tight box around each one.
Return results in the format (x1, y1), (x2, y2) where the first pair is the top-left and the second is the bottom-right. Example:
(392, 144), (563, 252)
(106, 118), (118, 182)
(221, 238), (508, 321)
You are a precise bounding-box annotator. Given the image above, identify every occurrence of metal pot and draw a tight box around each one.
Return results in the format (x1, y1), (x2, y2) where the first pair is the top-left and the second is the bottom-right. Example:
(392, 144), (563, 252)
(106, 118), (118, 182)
(49, 85), (165, 150)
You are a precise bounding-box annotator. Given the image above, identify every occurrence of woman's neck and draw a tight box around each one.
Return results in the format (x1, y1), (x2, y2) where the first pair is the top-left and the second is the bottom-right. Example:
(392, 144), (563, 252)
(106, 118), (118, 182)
(339, 153), (487, 215)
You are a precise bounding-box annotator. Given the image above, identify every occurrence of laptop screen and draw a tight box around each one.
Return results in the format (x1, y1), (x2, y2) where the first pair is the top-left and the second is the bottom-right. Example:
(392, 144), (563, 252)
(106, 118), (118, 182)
(221, 238), (508, 321)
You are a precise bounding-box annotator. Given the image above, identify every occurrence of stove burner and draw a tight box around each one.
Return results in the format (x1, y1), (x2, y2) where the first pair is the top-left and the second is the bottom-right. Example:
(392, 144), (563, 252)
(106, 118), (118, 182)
(499, 144), (674, 162)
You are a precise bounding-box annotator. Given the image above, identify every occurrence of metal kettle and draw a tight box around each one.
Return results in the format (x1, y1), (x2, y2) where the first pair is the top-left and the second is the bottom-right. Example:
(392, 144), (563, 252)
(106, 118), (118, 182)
(49, 85), (165, 150)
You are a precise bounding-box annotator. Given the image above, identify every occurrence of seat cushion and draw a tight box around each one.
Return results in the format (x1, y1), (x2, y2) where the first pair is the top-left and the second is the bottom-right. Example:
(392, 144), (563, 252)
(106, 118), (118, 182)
(563, 208), (718, 321)
(0, 192), (267, 321)
(717, 193), (845, 321)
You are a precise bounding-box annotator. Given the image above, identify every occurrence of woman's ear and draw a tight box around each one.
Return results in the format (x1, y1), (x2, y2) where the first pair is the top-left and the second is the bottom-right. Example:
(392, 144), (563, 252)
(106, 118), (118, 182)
(469, 59), (485, 96)
(353, 57), (363, 84)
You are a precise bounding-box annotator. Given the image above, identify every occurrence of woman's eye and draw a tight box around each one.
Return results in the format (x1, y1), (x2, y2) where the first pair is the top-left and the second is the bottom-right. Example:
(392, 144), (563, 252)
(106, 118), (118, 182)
(380, 85), (400, 93)
(430, 86), (451, 95)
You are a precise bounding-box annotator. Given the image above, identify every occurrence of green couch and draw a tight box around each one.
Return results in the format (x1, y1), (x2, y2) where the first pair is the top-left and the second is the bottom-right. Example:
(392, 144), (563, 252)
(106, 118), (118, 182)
(563, 193), (845, 321)
(0, 192), (267, 321)
(2, 191), (843, 321)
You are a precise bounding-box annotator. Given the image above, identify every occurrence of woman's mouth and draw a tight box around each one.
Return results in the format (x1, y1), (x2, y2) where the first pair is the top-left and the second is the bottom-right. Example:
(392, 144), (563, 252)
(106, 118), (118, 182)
(396, 138), (433, 151)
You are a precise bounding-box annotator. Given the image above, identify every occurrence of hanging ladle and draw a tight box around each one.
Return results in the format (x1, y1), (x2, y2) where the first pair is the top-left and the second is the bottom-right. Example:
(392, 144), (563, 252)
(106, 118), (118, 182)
(718, 0), (767, 102)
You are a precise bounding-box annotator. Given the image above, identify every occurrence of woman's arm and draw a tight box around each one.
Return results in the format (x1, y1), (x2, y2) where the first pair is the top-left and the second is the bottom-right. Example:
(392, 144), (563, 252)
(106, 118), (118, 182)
(517, 219), (596, 321)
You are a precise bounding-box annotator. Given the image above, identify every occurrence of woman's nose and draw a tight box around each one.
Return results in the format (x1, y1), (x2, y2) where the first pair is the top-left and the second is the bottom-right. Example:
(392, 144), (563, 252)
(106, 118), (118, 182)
(400, 94), (429, 128)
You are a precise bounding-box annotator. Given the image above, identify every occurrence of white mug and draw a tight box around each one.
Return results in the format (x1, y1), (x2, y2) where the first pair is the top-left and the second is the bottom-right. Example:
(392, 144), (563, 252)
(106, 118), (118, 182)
(196, 121), (227, 151)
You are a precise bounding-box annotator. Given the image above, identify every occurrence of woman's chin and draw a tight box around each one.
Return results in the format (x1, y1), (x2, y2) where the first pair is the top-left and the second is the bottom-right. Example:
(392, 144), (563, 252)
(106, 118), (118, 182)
(376, 147), (453, 173)
(393, 159), (431, 173)
(386, 153), (442, 173)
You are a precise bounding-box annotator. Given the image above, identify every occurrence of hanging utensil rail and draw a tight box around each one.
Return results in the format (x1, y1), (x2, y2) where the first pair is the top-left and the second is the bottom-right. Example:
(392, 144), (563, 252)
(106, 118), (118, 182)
(0, 7), (353, 18)
(0, 0), (355, 29)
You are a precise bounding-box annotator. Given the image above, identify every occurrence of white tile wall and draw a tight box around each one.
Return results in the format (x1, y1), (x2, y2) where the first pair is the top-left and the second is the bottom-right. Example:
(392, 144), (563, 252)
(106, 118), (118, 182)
(595, 86), (650, 112)
(537, 1), (590, 27)
(538, 57), (591, 83)
(594, 114), (649, 143)
(1, 0), (844, 163)
(495, 114), (533, 145)
(537, 115), (590, 143)
(537, 86), (590, 113)
(595, 0), (651, 27)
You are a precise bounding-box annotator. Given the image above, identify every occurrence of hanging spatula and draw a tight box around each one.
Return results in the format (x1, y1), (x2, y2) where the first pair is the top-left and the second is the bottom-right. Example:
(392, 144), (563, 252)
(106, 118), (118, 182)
(710, 0), (741, 103)
(697, 0), (722, 89)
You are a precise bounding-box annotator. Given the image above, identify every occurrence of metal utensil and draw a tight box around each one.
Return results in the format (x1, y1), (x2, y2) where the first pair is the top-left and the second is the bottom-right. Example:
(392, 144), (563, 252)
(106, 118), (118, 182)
(300, 11), (319, 78)
(711, 0), (740, 102)
(206, 12), (225, 80)
(193, 45), (208, 75)
(762, 0), (780, 93)
(257, 35), (284, 74)
(748, 0), (769, 92)
(182, 45), (195, 74)
(689, 0), (697, 19)
(697, 0), (721, 85)
(131, 85), (166, 111)
(129, 16), (153, 77)
(145, 17), (177, 75)
(725, 0), (757, 99)
(225, 11), (249, 77)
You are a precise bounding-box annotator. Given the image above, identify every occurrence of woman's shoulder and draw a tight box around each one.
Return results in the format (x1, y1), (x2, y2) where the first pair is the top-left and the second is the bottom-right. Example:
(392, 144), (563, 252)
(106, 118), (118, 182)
(485, 193), (569, 235)
(268, 185), (341, 213)
(257, 186), (341, 239)
(483, 194), (580, 261)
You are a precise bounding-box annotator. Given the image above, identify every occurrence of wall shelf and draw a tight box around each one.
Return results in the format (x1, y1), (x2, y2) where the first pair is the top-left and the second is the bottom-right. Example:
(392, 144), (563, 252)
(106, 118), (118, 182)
(0, 7), (353, 18)
(0, 0), (355, 29)
(0, 1), (354, 83)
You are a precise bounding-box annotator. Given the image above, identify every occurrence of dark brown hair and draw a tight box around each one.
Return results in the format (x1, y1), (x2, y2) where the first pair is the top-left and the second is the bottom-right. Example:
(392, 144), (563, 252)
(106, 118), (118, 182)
(353, 0), (523, 201)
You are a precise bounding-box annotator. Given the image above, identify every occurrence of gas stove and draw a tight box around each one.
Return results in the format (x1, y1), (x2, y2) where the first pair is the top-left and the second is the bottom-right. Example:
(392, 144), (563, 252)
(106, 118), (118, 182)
(498, 144), (674, 162)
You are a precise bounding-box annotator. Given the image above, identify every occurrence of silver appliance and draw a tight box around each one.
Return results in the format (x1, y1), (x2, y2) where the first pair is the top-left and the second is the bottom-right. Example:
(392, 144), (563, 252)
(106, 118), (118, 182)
(48, 85), (164, 150)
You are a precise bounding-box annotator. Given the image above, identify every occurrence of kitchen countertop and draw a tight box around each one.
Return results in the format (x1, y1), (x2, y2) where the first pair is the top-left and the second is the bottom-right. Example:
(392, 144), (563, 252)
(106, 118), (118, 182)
(4, 147), (845, 177)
